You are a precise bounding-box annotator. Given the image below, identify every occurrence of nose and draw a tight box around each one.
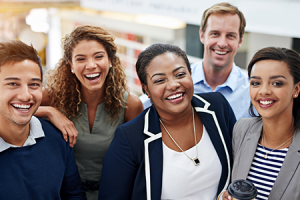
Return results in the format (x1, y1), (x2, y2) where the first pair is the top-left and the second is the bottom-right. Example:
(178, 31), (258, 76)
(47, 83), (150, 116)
(86, 58), (97, 69)
(18, 85), (32, 101)
(217, 35), (227, 48)
(258, 84), (271, 96)
(166, 78), (180, 91)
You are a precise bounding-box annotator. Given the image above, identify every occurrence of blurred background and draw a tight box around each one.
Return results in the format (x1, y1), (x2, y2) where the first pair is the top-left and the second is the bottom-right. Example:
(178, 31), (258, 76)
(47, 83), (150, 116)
(1, 0), (300, 96)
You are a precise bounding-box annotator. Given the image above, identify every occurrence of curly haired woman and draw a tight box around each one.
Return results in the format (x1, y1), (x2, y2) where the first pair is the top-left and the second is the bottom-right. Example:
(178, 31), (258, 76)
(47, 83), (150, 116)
(36, 25), (143, 200)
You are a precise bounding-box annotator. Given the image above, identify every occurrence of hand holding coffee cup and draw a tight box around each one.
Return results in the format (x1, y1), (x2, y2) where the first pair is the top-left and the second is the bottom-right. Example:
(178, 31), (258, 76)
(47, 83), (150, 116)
(218, 179), (257, 200)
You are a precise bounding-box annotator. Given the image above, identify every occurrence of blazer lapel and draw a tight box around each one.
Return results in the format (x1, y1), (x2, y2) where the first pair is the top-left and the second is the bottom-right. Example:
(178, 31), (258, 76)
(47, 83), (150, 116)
(191, 95), (231, 193)
(269, 129), (300, 200)
(143, 106), (163, 200)
(235, 121), (261, 180)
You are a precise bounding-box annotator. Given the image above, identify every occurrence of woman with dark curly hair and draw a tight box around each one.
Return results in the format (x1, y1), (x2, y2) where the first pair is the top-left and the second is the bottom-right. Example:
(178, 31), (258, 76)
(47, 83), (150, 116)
(36, 25), (143, 200)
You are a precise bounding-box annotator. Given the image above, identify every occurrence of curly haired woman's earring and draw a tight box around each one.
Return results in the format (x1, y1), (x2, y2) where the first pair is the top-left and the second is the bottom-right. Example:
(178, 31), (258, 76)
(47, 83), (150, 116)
(71, 70), (74, 73)
(110, 65), (112, 68)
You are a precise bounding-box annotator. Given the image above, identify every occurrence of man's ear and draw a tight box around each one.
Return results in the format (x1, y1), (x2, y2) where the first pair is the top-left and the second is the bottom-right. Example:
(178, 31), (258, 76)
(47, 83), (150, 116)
(199, 29), (204, 44)
(238, 35), (243, 49)
(142, 85), (150, 98)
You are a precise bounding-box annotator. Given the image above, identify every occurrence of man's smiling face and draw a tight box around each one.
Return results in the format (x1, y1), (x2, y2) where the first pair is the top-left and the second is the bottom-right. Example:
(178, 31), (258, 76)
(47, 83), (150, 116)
(0, 59), (42, 127)
(200, 13), (243, 71)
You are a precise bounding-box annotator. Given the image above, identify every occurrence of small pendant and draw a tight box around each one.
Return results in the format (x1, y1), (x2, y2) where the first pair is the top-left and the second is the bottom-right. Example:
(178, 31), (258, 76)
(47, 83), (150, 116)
(192, 157), (200, 166)
(264, 154), (268, 159)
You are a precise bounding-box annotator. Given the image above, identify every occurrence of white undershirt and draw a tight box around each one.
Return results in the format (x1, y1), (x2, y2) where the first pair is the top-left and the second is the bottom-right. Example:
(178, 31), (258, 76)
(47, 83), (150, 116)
(161, 125), (222, 200)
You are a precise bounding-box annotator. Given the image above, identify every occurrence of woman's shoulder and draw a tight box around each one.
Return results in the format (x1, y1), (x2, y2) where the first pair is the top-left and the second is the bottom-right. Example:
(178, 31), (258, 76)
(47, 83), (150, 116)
(235, 118), (261, 130)
(194, 92), (228, 105)
(124, 93), (144, 122)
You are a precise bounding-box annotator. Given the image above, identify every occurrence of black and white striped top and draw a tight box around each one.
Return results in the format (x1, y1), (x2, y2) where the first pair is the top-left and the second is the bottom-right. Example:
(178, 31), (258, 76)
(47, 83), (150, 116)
(246, 144), (288, 200)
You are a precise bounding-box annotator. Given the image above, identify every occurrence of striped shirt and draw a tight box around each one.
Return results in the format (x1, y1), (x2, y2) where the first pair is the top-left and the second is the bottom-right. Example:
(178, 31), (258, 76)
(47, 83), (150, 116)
(246, 144), (288, 200)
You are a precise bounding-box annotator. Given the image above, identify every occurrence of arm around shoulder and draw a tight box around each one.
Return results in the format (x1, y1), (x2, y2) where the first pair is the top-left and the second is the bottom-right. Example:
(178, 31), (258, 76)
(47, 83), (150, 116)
(124, 93), (144, 123)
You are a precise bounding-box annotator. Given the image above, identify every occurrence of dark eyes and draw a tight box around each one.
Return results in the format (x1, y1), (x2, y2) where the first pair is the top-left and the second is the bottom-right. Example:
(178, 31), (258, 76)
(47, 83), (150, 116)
(250, 81), (284, 87)
(30, 83), (41, 87)
(76, 55), (104, 61)
(8, 83), (17, 86)
(96, 55), (104, 59)
(154, 79), (165, 84)
(250, 81), (260, 86)
(76, 58), (85, 61)
(272, 81), (283, 86)
(176, 72), (186, 78)
(153, 72), (186, 84)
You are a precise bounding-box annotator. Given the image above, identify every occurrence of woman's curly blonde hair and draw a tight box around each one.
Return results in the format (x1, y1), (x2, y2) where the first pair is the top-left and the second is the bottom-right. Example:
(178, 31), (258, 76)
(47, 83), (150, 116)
(45, 25), (128, 122)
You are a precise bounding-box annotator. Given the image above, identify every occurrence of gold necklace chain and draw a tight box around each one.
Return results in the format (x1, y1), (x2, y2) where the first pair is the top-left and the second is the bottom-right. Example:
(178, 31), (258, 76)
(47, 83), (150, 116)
(159, 107), (200, 166)
(262, 135), (293, 159)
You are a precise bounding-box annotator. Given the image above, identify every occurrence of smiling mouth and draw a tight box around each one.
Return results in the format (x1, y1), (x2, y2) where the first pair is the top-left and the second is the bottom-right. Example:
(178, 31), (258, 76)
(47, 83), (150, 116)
(12, 104), (32, 111)
(214, 50), (227, 55)
(85, 73), (100, 80)
(166, 93), (184, 100)
(259, 100), (274, 105)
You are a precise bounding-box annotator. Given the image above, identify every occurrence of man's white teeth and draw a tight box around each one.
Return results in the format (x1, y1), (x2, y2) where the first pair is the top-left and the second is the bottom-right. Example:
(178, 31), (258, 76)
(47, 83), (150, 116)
(13, 104), (30, 109)
(167, 93), (183, 100)
(85, 73), (100, 78)
(215, 50), (227, 55)
(260, 100), (273, 105)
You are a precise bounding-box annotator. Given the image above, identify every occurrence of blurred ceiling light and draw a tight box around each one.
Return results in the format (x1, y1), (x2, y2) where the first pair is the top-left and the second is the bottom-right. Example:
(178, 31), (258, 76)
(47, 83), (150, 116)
(26, 8), (49, 33)
(136, 15), (186, 29)
(99, 11), (185, 29)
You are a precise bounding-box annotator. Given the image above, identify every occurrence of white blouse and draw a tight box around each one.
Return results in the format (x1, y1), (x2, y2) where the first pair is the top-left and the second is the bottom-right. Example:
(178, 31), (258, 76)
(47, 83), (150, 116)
(161, 125), (222, 200)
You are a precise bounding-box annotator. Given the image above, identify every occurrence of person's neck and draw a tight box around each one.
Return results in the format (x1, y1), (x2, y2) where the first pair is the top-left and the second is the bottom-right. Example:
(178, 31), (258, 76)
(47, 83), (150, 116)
(202, 60), (233, 91)
(158, 105), (193, 128)
(0, 121), (30, 147)
(81, 88), (105, 108)
(261, 116), (295, 148)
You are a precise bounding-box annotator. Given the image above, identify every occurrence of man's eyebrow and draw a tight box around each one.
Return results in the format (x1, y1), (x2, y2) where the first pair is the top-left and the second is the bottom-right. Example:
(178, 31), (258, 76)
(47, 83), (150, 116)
(32, 78), (42, 82)
(4, 77), (42, 82)
(4, 77), (20, 81)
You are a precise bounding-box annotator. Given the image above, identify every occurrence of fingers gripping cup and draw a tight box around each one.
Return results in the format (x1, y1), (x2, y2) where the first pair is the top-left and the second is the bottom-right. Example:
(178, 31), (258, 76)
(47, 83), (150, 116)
(228, 179), (257, 200)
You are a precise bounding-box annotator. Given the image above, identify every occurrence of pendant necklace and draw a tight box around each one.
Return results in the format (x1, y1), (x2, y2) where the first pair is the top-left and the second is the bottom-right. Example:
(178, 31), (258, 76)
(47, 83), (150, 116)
(261, 134), (293, 159)
(159, 107), (200, 166)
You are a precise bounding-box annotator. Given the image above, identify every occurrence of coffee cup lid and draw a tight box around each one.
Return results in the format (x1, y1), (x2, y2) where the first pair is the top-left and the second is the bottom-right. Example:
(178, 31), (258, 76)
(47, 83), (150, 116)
(228, 179), (258, 199)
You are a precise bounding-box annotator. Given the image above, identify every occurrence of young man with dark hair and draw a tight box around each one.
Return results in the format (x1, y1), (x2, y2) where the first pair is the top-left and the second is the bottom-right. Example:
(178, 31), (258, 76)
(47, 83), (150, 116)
(0, 40), (86, 200)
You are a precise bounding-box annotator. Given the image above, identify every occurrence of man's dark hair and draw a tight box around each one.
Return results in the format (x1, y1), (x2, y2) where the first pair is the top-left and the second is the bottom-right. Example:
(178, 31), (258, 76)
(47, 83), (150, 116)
(0, 40), (43, 80)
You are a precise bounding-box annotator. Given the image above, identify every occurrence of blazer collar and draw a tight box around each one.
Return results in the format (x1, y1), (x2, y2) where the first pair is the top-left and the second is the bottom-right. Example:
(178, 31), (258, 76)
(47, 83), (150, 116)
(269, 129), (300, 199)
(143, 94), (231, 198)
(236, 119), (262, 179)
(236, 120), (300, 200)
(143, 94), (209, 137)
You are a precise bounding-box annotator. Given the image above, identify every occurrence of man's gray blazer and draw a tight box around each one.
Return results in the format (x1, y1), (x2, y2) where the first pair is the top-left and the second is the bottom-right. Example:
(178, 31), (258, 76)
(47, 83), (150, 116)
(231, 118), (300, 200)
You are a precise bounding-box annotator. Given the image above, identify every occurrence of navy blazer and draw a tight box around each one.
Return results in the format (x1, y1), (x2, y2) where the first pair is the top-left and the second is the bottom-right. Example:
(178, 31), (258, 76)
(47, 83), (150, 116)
(98, 93), (236, 200)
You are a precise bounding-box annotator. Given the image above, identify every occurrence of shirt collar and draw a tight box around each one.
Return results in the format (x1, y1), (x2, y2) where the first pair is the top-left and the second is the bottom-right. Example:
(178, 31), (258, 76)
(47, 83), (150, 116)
(192, 60), (241, 91)
(0, 116), (45, 152)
